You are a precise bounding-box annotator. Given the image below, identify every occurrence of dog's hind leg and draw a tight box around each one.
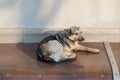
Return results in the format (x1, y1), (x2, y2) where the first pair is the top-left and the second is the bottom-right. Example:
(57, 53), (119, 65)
(62, 51), (76, 60)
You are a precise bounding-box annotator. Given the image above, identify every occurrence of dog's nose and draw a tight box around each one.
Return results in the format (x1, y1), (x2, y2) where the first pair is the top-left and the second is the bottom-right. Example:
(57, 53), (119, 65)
(81, 37), (85, 41)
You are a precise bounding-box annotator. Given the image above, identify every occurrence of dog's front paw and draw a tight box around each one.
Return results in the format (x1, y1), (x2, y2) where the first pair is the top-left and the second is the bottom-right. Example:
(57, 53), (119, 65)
(93, 49), (100, 53)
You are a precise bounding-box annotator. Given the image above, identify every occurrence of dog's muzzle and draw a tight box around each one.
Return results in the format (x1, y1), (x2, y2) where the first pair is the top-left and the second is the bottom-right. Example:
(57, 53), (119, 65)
(77, 37), (85, 41)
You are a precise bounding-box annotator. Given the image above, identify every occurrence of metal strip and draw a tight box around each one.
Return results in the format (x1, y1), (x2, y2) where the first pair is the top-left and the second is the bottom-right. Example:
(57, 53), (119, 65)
(104, 42), (120, 80)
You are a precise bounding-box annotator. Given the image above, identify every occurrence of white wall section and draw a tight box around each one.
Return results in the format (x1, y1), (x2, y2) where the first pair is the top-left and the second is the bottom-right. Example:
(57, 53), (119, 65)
(0, 0), (120, 43)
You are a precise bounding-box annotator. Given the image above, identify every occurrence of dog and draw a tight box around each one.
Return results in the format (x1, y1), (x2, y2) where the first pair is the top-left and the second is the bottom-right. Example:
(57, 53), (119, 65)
(36, 26), (100, 63)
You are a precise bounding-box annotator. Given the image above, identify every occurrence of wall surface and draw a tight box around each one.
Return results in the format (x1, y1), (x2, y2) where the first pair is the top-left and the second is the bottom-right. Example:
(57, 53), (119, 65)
(0, 0), (120, 43)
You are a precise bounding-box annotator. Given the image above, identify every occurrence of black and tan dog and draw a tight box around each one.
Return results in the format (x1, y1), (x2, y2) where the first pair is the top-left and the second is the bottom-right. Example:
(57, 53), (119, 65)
(36, 27), (100, 63)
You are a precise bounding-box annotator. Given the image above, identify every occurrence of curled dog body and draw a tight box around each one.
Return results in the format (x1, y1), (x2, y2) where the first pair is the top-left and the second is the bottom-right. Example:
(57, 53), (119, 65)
(36, 27), (100, 63)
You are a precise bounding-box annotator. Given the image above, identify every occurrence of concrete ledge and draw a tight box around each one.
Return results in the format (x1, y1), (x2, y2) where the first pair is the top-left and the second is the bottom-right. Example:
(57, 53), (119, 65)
(0, 28), (119, 43)
(0, 28), (23, 43)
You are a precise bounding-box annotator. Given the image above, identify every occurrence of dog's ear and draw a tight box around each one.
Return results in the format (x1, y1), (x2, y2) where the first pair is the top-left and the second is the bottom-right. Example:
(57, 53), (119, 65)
(64, 28), (72, 35)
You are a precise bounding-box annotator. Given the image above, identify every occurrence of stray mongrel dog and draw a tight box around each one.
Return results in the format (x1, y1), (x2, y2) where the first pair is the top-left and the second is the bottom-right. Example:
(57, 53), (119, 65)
(36, 27), (100, 63)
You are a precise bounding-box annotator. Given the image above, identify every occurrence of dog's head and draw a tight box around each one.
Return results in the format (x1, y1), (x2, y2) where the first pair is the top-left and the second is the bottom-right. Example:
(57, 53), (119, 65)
(64, 26), (85, 42)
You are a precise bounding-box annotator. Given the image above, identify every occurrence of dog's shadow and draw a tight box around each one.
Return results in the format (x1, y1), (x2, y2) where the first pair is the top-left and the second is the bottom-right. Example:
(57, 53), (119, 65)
(17, 43), (37, 60)
(17, 30), (60, 60)
(17, 43), (84, 69)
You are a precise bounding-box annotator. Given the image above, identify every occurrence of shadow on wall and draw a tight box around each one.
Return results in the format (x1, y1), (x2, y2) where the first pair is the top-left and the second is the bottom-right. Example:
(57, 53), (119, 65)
(23, 29), (61, 43)
(20, 0), (62, 28)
